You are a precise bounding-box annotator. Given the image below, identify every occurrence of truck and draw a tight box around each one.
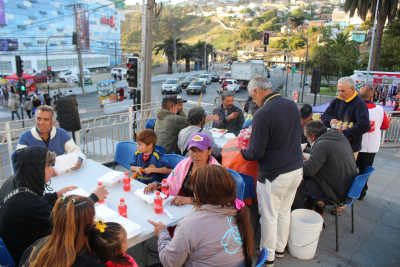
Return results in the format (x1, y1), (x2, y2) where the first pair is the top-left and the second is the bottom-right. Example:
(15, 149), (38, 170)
(230, 60), (267, 88)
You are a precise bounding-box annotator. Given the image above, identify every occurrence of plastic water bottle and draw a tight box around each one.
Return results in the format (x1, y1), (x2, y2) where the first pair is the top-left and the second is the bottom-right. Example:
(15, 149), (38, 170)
(97, 182), (105, 204)
(161, 179), (169, 198)
(123, 172), (131, 192)
(154, 191), (163, 214)
(118, 198), (128, 218)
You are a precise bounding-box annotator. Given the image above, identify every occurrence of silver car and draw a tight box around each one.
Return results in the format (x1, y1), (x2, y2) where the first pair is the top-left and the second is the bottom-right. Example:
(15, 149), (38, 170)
(162, 78), (182, 94)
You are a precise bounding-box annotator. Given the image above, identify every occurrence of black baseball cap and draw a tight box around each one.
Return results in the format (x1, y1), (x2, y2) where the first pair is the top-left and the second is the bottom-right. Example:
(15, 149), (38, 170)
(188, 107), (206, 122)
(300, 104), (312, 119)
(171, 94), (187, 103)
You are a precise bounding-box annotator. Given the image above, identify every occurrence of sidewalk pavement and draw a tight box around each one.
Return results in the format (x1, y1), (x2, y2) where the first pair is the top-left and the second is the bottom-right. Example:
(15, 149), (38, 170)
(115, 146), (400, 267)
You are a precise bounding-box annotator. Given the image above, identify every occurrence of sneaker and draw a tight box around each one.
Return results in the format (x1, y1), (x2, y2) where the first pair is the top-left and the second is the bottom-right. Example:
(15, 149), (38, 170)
(358, 193), (366, 200)
(275, 251), (284, 258)
(263, 260), (274, 267)
(314, 201), (325, 215)
(331, 205), (346, 216)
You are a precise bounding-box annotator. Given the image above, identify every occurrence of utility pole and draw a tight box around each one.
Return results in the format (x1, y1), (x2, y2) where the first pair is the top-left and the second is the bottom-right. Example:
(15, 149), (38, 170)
(204, 33), (207, 70)
(67, 4), (85, 93)
(115, 42), (117, 67)
(142, 0), (153, 130)
(172, 22), (177, 74)
(211, 37), (214, 71)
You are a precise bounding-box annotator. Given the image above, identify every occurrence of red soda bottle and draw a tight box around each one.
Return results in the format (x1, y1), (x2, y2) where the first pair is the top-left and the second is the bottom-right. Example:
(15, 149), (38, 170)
(118, 198), (128, 218)
(97, 182), (105, 203)
(123, 172), (131, 192)
(161, 179), (169, 198)
(237, 130), (244, 149)
(154, 191), (163, 214)
(243, 131), (251, 150)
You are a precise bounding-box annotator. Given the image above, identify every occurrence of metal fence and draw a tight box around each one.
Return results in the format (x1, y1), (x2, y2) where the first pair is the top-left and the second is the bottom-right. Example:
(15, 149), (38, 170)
(382, 111), (400, 143)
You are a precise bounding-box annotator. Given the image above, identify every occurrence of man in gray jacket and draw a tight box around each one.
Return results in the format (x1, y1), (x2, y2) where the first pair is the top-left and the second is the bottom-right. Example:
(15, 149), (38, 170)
(292, 120), (358, 214)
(212, 91), (244, 136)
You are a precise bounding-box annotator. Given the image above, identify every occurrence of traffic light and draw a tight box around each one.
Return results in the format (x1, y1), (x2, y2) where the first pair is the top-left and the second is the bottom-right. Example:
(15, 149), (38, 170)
(263, 32), (270, 46)
(18, 78), (26, 92)
(264, 46), (267, 52)
(226, 47), (229, 52)
(126, 57), (139, 89)
(47, 66), (52, 76)
(16, 56), (23, 77)
(72, 32), (77, 45)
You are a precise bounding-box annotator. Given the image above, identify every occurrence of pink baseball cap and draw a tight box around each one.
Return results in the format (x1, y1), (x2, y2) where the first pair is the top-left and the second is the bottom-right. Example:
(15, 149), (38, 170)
(188, 133), (212, 151)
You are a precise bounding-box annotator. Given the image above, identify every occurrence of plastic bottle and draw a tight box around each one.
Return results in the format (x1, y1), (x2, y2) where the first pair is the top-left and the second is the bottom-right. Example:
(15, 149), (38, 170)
(154, 191), (163, 214)
(118, 198), (128, 218)
(337, 121), (343, 131)
(161, 179), (169, 198)
(242, 130), (251, 150)
(343, 122), (349, 131)
(123, 172), (131, 192)
(97, 182), (105, 203)
(349, 122), (354, 128)
(237, 130), (244, 149)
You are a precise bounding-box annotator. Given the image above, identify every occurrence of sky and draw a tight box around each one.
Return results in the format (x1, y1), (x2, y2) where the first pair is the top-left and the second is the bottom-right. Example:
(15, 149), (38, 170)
(125, 0), (186, 5)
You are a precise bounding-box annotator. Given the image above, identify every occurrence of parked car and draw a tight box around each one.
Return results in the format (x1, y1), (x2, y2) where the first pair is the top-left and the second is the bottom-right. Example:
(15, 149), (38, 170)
(111, 68), (127, 77)
(222, 64), (231, 71)
(59, 69), (91, 83)
(186, 81), (206, 95)
(32, 72), (48, 83)
(162, 78), (182, 94)
(271, 65), (277, 68)
(219, 72), (231, 84)
(198, 74), (211, 85)
(209, 73), (220, 82)
(182, 76), (197, 89)
(225, 79), (240, 92)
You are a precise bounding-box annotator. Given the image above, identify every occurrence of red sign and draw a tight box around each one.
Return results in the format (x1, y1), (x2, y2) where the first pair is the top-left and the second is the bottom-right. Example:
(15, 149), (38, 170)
(101, 15), (115, 28)
(293, 91), (298, 103)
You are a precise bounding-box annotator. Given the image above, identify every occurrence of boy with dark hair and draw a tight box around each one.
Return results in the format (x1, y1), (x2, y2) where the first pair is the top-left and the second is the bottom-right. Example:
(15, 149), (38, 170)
(130, 129), (172, 184)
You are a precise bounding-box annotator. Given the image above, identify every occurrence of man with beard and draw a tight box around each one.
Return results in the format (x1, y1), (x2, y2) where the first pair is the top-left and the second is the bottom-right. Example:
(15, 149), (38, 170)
(178, 107), (221, 158)
(170, 94), (188, 117)
(212, 91), (244, 136)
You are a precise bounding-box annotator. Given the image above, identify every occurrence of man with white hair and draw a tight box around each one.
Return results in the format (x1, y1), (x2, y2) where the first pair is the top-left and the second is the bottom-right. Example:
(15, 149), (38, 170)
(240, 76), (303, 266)
(321, 76), (370, 156)
(17, 105), (85, 171)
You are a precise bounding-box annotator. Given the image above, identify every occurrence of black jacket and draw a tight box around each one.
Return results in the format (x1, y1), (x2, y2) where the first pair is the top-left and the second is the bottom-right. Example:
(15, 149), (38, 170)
(304, 129), (358, 204)
(19, 238), (105, 267)
(0, 146), (98, 266)
(212, 104), (244, 136)
(241, 93), (303, 182)
(321, 94), (370, 152)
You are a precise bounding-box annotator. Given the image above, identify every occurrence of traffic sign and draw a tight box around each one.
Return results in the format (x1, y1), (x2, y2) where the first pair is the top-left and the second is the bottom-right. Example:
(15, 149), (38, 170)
(291, 66), (296, 74)
(285, 68), (291, 74)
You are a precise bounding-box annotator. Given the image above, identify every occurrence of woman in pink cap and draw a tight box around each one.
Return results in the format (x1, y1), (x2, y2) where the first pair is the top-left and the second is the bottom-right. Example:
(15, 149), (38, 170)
(144, 133), (220, 206)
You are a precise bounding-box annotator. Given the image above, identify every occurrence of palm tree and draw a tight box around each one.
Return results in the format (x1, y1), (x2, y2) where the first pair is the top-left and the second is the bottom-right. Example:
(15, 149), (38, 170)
(344, 0), (399, 71)
(193, 40), (213, 70)
(153, 36), (183, 74)
(333, 32), (359, 55)
(179, 44), (195, 72)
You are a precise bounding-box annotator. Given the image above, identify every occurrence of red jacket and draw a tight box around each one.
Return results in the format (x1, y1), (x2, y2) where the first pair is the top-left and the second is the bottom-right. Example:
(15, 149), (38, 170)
(105, 254), (138, 267)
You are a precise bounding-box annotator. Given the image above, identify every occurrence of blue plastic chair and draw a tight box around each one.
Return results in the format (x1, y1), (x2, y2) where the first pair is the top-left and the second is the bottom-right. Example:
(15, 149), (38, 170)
(11, 151), (15, 174)
(113, 141), (138, 170)
(311, 166), (375, 252)
(145, 118), (156, 130)
(242, 119), (252, 129)
(239, 172), (256, 205)
(155, 145), (166, 155)
(255, 247), (268, 267)
(164, 154), (185, 169)
(227, 168), (245, 201)
(0, 237), (15, 267)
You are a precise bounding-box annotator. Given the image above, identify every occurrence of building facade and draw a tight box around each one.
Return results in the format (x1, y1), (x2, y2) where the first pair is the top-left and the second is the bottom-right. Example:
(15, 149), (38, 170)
(0, 0), (123, 76)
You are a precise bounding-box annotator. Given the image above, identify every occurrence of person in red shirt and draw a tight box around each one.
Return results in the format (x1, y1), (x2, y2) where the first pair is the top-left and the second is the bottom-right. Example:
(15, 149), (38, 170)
(87, 221), (139, 267)
(357, 86), (390, 200)
(118, 87), (124, 102)
(222, 81), (227, 91)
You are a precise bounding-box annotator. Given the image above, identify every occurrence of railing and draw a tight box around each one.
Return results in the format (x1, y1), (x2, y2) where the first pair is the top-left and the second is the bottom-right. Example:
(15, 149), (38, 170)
(0, 100), (217, 181)
(382, 111), (400, 144)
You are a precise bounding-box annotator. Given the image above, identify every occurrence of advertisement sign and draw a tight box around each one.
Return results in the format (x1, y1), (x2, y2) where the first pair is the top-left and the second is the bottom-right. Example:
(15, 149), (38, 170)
(77, 8), (90, 49)
(101, 15), (115, 28)
(293, 91), (298, 103)
(0, 39), (18, 51)
(0, 0), (5, 25)
(99, 93), (117, 105)
(291, 66), (296, 74)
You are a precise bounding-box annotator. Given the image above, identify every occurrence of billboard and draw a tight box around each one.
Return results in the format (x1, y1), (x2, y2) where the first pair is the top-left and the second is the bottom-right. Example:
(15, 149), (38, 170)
(77, 8), (90, 49)
(0, 39), (18, 51)
(0, 0), (5, 25)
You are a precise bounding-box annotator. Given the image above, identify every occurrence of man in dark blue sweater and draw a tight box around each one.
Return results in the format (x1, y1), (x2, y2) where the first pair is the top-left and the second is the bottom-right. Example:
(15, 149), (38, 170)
(241, 76), (303, 266)
(321, 77), (370, 156)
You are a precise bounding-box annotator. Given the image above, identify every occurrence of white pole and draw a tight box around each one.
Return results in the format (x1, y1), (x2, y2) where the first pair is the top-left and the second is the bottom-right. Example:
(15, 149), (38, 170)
(366, 0), (380, 85)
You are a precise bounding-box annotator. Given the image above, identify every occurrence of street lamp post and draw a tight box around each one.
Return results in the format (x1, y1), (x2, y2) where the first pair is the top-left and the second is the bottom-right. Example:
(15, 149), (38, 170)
(46, 36), (65, 95)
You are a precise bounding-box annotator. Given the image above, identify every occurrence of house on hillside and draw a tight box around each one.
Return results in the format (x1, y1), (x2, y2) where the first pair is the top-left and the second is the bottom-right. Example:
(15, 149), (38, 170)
(321, 14), (333, 21)
(217, 7), (227, 13)
(309, 20), (326, 27)
(350, 31), (367, 43)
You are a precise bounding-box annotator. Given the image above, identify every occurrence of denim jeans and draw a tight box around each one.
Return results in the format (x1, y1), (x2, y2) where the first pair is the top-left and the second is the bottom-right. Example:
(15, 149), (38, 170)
(11, 111), (20, 121)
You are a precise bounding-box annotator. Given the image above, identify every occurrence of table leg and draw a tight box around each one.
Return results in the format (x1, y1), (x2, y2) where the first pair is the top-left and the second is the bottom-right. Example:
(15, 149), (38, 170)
(142, 240), (148, 267)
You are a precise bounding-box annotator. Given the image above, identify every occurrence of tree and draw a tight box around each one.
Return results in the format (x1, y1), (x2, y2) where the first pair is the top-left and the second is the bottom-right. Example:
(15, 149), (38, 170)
(204, 18), (211, 25)
(308, 46), (340, 91)
(239, 28), (259, 42)
(359, 20), (374, 31)
(288, 8), (306, 28)
(193, 40), (213, 70)
(180, 44), (195, 72)
(260, 10), (276, 22)
(269, 36), (306, 50)
(153, 36), (184, 74)
(344, 0), (399, 71)
(379, 20), (400, 71)
(240, 7), (255, 16)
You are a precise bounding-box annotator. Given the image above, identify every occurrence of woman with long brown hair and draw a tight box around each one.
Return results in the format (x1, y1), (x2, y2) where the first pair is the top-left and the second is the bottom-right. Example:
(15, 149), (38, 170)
(148, 165), (254, 267)
(20, 195), (105, 267)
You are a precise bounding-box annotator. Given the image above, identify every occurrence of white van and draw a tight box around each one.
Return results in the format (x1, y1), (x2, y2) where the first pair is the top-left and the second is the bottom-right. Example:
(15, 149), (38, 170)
(59, 69), (91, 83)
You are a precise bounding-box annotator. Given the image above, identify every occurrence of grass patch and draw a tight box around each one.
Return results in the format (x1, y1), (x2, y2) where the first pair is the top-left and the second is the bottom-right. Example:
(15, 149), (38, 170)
(320, 87), (337, 96)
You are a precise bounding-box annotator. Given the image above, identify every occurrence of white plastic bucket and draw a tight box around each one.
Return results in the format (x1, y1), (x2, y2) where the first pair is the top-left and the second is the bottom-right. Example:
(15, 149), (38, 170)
(288, 209), (323, 260)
